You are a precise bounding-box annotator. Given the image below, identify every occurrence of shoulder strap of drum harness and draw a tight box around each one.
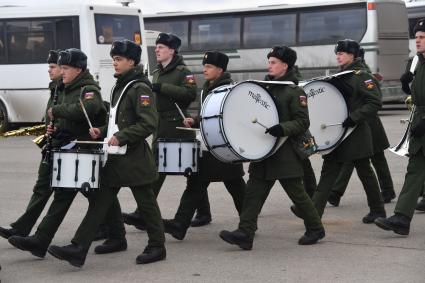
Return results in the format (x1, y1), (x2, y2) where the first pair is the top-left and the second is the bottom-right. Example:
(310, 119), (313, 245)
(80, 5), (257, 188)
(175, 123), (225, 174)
(109, 79), (145, 124)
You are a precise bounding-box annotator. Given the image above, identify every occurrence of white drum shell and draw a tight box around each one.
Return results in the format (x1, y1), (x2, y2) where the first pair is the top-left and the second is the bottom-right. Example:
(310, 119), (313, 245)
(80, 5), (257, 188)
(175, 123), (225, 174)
(51, 150), (102, 191)
(157, 139), (200, 174)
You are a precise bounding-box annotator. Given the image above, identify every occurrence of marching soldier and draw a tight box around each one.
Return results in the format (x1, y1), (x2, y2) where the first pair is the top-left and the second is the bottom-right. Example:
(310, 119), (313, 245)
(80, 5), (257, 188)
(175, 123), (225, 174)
(0, 50), (62, 240)
(48, 40), (166, 267)
(6, 48), (107, 258)
(292, 39), (386, 223)
(162, 51), (246, 240)
(122, 33), (199, 230)
(375, 19), (425, 235)
(220, 46), (325, 250)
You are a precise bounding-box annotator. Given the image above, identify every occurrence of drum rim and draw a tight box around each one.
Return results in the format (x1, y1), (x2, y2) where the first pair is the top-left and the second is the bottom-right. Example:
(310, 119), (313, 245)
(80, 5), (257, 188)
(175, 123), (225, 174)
(156, 138), (200, 143)
(303, 79), (349, 152)
(52, 148), (104, 154)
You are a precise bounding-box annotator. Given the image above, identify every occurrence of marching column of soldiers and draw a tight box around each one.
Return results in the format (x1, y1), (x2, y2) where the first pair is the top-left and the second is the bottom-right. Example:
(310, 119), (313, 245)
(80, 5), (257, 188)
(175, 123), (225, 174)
(0, 18), (425, 269)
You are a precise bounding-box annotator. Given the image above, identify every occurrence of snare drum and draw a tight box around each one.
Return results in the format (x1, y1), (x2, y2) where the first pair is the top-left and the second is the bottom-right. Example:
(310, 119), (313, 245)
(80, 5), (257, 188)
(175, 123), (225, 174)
(51, 149), (103, 192)
(200, 81), (286, 163)
(156, 138), (200, 175)
(302, 80), (354, 154)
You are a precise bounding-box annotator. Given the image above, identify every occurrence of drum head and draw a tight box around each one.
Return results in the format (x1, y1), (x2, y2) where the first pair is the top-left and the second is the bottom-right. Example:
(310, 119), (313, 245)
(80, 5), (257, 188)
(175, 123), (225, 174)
(303, 81), (348, 151)
(221, 82), (280, 161)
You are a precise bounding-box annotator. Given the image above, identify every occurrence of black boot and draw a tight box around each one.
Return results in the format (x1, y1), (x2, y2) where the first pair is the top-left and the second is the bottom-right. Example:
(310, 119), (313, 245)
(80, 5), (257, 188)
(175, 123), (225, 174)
(416, 198), (425, 212)
(381, 190), (396, 204)
(219, 229), (253, 250)
(48, 243), (89, 268)
(327, 192), (341, 207)
(93, 224), (110, 241)
(8, 235), (48, 258)
(122, 211), (146, 231)
(290, 205), (303, 219)
(362, 211), (386, 224)
(94, 238), (127, 254)
(136, 245), (166, 264)
(0, 227), (26, 240)
(190, 212), (212, 227)
(163, 219), (188, 240)
(374, 214), (410, 235)
(298, 228), (325, 245)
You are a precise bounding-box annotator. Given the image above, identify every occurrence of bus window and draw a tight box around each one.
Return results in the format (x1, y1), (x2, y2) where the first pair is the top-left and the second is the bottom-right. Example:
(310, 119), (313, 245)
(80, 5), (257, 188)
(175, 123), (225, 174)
(94, 14), (141, 44)
(145, 20), (189, 51)
(55, 17), (80, 50)
(191, 17), (240, 50)
(243, 13), (296, 48)
(298, 6), (366, 45)
(6, 20), (54, 64)
(0, 23), (4, 63)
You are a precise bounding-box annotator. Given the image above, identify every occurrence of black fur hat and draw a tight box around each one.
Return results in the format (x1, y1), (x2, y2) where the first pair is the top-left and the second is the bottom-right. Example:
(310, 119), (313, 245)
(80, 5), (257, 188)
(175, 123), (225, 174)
(110, 40), (142, 65)
(47, 50), (60, 64)
(334, 39), (360, 57)
(267, 46), (297, 68)
(414, 18), (425, 34)
(155, 33), (181, 51)
(202, 51), (229, 71)
(57, 48), (87, 70)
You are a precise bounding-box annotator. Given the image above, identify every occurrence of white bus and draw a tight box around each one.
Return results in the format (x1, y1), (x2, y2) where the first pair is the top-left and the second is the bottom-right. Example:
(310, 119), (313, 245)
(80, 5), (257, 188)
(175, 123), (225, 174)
(0, 0), (149, 132)
(144, 0), (409, 104)
(406, 0), (425, 57)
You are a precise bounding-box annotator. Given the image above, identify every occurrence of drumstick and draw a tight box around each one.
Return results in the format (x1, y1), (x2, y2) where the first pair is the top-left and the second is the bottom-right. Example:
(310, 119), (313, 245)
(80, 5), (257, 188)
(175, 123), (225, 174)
(79, 99), (94, 131)
(174, 103), (186, 120)
(252, 118), (268, 129)
(320, 123), (343, 129)
(72, 140), (108, 144)
(176, 126), (200, 131)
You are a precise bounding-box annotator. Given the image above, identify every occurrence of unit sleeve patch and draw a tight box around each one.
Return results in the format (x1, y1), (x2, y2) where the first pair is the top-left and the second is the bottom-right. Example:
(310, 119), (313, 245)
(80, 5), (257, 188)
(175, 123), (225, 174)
(185, 74), (196, 85)
(299, 95), (307, 107)
(140, 95), (150, 106)
(364, 79), (375, 90)
(84, 92), (95, 100)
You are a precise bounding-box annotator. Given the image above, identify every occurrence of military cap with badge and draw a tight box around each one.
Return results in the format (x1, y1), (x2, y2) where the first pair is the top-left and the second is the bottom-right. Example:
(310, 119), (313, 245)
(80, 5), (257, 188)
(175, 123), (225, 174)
(57, 48), (88, 70)
(267, 45), (297, 68)
(155, 32), (182, 52)
(202, 51), (229, 71)
(110, 39), (142, 65)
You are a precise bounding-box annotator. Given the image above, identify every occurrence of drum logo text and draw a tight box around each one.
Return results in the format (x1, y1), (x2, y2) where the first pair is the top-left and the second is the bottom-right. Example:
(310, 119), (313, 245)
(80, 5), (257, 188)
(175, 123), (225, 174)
(307, 87), (325, 99)
(248, 91), (270, 109)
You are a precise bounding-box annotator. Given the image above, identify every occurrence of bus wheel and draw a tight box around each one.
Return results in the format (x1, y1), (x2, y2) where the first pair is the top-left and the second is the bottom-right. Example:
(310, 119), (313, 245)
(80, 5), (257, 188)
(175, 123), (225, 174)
(0, 103), (9, 134)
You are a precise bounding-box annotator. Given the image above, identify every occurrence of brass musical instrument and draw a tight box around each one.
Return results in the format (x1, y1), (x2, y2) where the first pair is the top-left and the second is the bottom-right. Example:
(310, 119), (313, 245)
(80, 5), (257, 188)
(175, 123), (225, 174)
(389, 105), (415, 157)
(1, 124), (47, 148)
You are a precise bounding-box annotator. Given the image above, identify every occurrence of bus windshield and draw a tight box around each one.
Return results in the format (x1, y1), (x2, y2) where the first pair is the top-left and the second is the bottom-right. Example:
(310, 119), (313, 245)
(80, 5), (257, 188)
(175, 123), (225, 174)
(94, 14), (141, 45)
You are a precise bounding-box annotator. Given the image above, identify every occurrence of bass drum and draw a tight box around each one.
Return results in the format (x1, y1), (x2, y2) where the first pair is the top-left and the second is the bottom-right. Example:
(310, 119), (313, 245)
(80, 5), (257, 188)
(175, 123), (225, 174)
(200, 81), (286, 163)
(302, 80), (352, 153)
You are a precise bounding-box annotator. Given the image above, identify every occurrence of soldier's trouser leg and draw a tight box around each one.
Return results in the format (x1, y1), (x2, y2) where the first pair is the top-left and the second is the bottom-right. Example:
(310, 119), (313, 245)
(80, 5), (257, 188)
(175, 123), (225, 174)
(281, 177), (323, 230)
(354, 158), (385, 213)
(11, 161), (52, 235)
(34, 190), (78, 244)
(395, 153), (425, 218)
(72, 187), (124, 248)
(302, 159), (317, 198)
(131, 185), (165, 247)
(238, 176), (274, 240)
(196, 185), (212, 217)
(331, 162), (355, 197)
(370, 151), (394, 193)
(312, 156), (342, 216)
(133, 173), (167, 215)
(174, 175), (205, 227)
(223, 178), (246, 214)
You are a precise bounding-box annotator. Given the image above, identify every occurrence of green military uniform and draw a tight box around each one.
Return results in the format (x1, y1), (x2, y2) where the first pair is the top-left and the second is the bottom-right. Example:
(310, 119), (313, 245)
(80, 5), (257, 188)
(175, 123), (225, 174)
(170, 72), (245, 227)
(237, 68), (323, 240)
(31, 69), (107, 246)
(311, 58), (385, 217)
(393, 53), (425, 219)
(9, 81), (59, 236)
(71, 65), (165, 249)
(330, 61), (394, 202)
(149, 55), (197, 197)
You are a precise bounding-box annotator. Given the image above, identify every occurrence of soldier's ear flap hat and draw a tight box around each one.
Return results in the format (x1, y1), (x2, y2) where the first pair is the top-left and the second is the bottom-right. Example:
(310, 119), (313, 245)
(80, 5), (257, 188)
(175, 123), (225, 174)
(334, 39), (360, 57)
(110, 40), (142, 65)
(47, 50), (60, 64)
(267, 46), (297, 68)
(414, 18), (425, 34)
(155, 33), (182, 53)
(58, 48), (87, 70)
(202, 51), (229, 71)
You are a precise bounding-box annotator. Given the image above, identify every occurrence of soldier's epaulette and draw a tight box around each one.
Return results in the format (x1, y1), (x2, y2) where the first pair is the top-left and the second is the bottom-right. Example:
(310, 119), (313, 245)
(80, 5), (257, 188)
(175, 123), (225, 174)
(354, 70), (363, 75)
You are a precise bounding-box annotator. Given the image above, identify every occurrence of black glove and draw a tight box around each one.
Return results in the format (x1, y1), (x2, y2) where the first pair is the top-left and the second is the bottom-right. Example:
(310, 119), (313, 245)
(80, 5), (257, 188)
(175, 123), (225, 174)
(400, 72), (413, 95)
(411, 120), (425, 138)
(342, 117), (356, 128)
(152, 83), (161, 93)
(265, 124), (284, 137)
